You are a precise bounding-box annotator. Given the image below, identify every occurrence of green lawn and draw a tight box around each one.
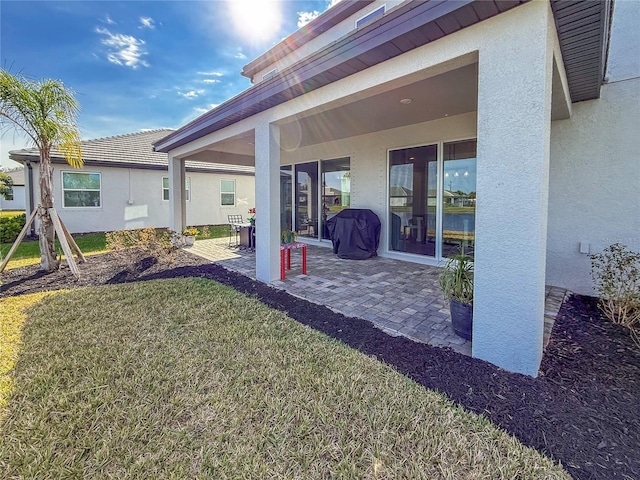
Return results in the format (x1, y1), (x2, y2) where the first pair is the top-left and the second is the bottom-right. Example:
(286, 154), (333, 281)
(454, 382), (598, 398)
(0, 279), (570, 479)
(0, 225), (227, 269)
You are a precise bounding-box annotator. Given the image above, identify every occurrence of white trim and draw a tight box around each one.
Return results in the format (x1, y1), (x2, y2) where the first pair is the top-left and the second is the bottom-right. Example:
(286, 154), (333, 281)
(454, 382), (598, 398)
(61, 170), (102, 209)
(385, 137), (477, 261)
(220, 178), (236, 206)
(162, 176), (191, 202)
(355, 4), (386, 28)
(262, 69), (277, 81)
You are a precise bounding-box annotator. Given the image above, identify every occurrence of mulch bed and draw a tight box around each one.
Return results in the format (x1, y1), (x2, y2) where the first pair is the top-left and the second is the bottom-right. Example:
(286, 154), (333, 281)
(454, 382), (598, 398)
(1, 252), (639, 480)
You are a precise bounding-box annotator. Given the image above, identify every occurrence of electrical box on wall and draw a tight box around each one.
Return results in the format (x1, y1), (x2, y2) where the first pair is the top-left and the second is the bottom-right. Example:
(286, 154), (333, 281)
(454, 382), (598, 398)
(579, 241), (590, 254)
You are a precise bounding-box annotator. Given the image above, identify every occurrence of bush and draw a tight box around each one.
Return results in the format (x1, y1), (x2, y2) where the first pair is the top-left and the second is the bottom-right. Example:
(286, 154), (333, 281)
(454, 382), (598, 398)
(0, 213), (26, 243)
(106, 228), (181, 272)
(590, 243), (640, 347)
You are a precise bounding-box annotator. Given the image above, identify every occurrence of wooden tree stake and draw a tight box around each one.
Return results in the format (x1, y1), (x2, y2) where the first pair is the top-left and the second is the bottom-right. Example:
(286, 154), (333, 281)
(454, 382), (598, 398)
(0, 208), (38, 273)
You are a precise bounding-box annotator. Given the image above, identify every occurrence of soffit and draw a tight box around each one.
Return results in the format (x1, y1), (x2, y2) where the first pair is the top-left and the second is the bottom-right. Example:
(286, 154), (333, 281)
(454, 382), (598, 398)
(156, 0), (610, 153)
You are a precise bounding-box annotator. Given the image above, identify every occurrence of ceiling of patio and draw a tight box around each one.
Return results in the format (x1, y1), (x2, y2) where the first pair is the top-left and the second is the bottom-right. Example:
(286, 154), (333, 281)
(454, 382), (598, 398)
(182, 59), (567, 165)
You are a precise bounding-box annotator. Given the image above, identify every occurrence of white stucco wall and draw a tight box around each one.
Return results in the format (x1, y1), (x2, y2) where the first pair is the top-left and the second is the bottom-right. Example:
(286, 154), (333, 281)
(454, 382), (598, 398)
(605, 0), (640, 83)
(29, 165), (255, 233)
(547, 78), (640, 295)
(0, 185), (26, 210)
(280, 112), (477, 256)
(253, 0), (404, 82)
(546, 0), (640, 296)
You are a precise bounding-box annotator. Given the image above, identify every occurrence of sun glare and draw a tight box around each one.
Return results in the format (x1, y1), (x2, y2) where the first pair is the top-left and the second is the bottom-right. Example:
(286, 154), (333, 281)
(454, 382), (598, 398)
(229, 0), (282, 43)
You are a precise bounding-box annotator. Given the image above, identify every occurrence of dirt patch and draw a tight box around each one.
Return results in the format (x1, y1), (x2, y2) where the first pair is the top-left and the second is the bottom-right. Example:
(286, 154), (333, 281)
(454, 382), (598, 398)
(2, 253), (638, 480)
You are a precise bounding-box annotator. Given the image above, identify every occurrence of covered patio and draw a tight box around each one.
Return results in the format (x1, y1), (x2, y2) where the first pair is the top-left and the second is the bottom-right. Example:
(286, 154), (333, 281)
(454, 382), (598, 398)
(188, 238), (566, 358)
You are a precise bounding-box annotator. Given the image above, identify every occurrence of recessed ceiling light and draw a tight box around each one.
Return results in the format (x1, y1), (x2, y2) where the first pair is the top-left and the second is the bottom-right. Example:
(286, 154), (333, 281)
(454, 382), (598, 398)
(400, 98), (413, 105)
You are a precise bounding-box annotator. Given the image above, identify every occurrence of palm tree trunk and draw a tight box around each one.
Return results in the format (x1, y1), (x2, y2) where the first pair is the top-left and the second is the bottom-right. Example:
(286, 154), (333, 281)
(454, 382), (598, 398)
(38, 151), (59, 271)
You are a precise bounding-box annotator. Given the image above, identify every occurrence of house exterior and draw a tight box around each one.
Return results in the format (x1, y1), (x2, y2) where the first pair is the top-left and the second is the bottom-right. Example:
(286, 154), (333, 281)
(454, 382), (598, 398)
(9, 129), (255, 233)
(0, 167), (26, 211)
(154, 0), (639, 376)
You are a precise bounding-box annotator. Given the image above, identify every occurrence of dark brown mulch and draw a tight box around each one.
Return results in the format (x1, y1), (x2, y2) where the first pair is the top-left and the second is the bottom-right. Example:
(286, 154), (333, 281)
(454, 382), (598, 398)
(1, 253), (639, 480)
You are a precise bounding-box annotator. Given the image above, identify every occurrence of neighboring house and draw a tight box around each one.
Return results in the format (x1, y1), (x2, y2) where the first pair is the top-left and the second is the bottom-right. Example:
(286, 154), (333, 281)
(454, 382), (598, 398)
(0, 167), (26, 211)
(154, 1), (639, 376)
(9, 129), (255, 233)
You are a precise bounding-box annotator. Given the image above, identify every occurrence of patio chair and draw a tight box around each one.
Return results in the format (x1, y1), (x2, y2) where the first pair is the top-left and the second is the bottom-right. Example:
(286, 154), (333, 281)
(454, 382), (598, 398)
(228, 214), (243, 247)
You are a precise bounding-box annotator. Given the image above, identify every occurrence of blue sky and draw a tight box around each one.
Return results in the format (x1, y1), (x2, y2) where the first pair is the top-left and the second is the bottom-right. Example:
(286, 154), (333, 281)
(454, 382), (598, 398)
(0, 0), (339, 167)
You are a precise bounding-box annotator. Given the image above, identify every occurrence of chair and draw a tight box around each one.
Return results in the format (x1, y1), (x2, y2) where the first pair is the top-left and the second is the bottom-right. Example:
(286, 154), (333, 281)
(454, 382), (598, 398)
(228, 214), (243, 247)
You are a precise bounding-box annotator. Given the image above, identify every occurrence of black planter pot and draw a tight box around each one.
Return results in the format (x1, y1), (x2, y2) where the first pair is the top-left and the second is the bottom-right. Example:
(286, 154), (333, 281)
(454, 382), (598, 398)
(449, 299), (473, 341)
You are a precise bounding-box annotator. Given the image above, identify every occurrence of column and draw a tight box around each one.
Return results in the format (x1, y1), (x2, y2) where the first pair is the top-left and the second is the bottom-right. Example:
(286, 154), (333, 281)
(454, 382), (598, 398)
(254, 122), (281, 282)
(473, 5), (554, 376)
(168, 155), (186, 233)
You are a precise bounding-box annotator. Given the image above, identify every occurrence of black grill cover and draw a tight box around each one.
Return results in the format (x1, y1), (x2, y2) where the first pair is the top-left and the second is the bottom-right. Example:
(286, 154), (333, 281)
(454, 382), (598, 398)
(326, 209), (381, 260)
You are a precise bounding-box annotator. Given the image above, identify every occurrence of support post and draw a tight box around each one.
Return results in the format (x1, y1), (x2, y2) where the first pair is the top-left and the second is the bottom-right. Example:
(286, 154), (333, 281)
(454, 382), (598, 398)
(473, 3), (554, 376)
(254, 122), (281, 282)
(168, 155), (186, 234)
(0, 208), (38, 273)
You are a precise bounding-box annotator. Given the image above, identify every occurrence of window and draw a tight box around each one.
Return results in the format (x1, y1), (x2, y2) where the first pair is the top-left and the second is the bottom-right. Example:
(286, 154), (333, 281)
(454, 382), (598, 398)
(5, 188), (13, 201)
(262, 69), (277, 81)
(62, 171), (101, 208)
(356, 5), (385, 28)
(162, 176), (191, 201)
(221, 179), (235, 206)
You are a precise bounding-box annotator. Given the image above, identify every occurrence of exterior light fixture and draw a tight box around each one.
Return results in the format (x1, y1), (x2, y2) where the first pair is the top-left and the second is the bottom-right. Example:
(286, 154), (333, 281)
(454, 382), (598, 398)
(400, 98), (413, 104)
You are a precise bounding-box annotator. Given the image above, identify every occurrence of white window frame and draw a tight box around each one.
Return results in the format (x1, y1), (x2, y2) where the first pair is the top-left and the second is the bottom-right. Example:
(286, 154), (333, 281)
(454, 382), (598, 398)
(61, 171), (102, 209)
(355, 4), (385, 28)
(220, 179), (236, 206)
(162, 176), (191, 202)
(262, 69), (277, 81)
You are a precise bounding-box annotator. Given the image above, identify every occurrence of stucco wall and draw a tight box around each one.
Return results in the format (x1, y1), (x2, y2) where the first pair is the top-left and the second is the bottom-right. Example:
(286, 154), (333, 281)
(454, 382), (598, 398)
(281, 111), (478, 256)
(29, 165), (255, 233)
(547, 78), (640, 295)
(0, 185), (26, 210)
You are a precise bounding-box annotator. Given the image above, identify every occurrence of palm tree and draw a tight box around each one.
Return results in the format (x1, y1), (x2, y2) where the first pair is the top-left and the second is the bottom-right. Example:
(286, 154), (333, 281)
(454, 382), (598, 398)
(0, 69), (83, 271)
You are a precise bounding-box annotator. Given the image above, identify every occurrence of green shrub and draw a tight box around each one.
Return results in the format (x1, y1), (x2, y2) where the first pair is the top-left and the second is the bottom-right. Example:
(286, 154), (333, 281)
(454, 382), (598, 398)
(590, 243), (640, 347)
(0, 213), (26, 243)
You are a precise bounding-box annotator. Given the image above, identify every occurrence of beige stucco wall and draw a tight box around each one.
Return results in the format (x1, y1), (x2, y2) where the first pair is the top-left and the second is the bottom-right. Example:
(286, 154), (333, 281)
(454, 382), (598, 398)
(29, 165), (255, 233)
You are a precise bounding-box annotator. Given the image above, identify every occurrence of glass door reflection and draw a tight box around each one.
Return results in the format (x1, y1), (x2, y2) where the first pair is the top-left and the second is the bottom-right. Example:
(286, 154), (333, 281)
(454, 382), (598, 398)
(321, 157), (350, 240)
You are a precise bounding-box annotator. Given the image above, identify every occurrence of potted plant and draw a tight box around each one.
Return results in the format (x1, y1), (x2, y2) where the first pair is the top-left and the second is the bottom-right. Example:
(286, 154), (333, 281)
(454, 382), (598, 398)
(439, 254), (474, 340)
(248, 207), (256, 225)
(281, 229), (296, 244)
(182, 227), (199, 247)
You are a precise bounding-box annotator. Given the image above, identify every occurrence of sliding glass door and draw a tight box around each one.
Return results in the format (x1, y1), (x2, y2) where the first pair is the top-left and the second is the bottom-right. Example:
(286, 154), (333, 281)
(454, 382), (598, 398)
(389, 144), (438, 256)
(295, 162), (318, 239)
(389, 139), (476, 260)
(321, 157), (350, 239)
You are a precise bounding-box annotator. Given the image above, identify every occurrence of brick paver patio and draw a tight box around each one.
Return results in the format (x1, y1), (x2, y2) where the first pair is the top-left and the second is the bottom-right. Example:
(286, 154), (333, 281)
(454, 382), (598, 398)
(187, 238), (566, 357)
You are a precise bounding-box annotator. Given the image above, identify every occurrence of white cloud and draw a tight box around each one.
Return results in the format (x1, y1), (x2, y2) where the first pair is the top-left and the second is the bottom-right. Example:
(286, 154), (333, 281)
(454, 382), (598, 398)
(235, 52), (247, 60)
(328, 0), (343, 8)
(179, 89), (205, 99)
(139, 17), (155, 29)
(202, 79), (220, 84)
(193, 103), (219, 116)
(197, 71), (223, 77)
(95, 27), (149, 69)
(101, 14), (116, 25)
(297, 10), (320, 28)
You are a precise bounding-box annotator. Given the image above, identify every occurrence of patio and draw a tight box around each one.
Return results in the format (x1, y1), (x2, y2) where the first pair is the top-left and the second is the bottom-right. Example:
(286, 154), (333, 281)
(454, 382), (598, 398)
(188, 238), (566, 357)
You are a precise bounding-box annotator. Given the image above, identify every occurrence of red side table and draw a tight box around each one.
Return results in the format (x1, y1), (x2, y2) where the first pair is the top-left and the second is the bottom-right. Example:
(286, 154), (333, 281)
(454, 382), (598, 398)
(280, 242), (307, 279)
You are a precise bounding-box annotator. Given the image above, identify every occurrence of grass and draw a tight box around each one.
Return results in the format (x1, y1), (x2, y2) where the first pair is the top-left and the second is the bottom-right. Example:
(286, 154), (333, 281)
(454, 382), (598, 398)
(0, 225), (228, 270)
(0, 211), (25, 219)
(0, 278), (570, 479)
(1, 233), (109, 270)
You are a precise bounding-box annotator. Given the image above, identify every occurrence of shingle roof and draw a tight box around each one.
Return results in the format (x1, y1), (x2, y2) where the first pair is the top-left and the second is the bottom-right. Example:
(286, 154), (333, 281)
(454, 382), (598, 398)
(2, 168), (25, 186)
(9, 129), (254, 175)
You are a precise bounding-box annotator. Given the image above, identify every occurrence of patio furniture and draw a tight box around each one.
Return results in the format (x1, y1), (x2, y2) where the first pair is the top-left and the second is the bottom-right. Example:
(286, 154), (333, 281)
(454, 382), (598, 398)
(239, 224), (255, 250)
(280, 242), (307, 279)
(228, 214), (243, 247)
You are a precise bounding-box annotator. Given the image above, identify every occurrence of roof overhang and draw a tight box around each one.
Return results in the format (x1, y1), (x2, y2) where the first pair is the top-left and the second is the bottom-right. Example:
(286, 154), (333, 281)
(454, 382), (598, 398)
(241, 0), (375, 79)
(155, 0), (611, 154)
